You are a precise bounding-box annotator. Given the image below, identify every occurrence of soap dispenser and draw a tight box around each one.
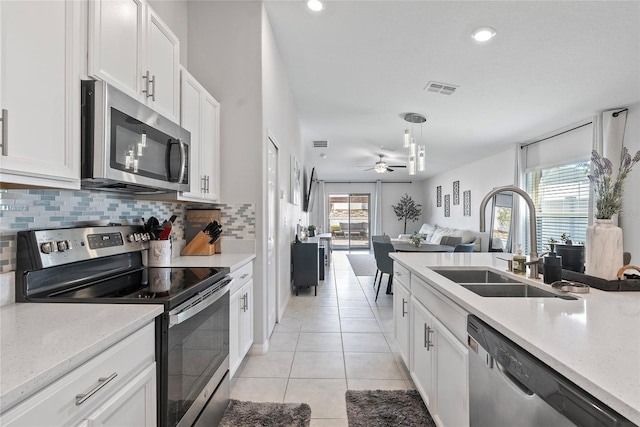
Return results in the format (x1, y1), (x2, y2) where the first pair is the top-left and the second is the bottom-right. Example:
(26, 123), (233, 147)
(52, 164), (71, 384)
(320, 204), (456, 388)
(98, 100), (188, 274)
(543, 243), (563, 284)
(512, 244), (526, 276)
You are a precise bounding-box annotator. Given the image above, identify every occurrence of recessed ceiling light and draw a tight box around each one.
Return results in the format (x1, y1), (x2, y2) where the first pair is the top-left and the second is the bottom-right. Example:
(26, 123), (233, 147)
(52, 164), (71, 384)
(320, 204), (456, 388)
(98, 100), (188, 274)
(307, 0), (324, 12)
(471, 26), (496, 42)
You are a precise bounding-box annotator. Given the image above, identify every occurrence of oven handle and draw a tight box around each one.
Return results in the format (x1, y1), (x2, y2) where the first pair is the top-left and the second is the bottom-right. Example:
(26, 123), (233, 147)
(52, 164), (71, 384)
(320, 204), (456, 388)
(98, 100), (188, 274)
(169, 278), (231, 327)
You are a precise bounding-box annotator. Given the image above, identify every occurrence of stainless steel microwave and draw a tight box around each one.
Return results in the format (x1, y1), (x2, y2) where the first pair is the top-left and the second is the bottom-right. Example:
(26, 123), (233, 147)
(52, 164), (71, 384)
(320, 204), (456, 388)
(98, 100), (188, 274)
(81, 80), (190, 193)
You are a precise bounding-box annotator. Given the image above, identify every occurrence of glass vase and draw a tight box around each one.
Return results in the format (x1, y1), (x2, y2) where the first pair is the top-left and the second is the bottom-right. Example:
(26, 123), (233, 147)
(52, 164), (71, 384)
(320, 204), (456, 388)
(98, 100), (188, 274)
(586, 219), (623, 280)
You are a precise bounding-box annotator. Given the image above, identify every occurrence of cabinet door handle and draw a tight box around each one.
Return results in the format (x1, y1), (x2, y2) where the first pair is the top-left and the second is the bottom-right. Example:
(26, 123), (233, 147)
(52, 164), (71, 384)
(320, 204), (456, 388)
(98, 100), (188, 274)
(142, 71), (151, 97)
(244, 292), (249, 311)
(402, 298), (407, 317)
(201, 176), (207, 193)
(206, 175), (210, 193)
(149, 75), (156, 101)
(75, 372), (117, 406)
(0, 109), (7, 156)
(426, 326), (434, 351)
(424, 323), (429, 348)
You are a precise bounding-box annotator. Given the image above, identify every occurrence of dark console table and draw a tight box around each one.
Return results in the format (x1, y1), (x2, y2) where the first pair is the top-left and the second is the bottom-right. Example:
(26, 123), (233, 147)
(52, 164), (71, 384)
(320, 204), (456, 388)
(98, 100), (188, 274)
(292, 240), (323, 295)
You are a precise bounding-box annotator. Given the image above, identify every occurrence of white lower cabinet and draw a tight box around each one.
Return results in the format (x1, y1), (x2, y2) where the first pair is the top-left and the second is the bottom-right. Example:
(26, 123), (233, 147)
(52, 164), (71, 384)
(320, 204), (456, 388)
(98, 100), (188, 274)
(0, 323), (156, 427)
(410, 297), (436, 407)
(229, 261), (254, 377)
(393, 281), (411, 366)
(394, 262), (470, 427)
(75, 363), (156, 427)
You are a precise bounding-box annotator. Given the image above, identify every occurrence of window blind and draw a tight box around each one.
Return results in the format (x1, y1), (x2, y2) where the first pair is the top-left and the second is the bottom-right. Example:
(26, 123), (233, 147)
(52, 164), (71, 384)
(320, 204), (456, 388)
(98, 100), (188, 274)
(522, 120), (594, 254)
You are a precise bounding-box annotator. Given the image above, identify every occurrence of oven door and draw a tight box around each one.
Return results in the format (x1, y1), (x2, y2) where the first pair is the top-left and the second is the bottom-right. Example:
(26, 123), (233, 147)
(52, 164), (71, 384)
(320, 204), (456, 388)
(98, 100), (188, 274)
(166, 280), (230, 427)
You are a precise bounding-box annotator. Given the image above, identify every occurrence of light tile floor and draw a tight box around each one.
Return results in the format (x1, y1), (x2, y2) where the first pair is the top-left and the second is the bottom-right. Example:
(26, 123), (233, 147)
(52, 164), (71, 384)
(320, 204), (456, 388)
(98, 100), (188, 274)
(230, 250), (415, 425)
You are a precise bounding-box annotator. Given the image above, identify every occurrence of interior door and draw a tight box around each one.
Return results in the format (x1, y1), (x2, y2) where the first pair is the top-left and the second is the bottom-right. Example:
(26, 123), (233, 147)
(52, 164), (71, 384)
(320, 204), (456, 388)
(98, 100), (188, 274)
(266, 139), (278, 335)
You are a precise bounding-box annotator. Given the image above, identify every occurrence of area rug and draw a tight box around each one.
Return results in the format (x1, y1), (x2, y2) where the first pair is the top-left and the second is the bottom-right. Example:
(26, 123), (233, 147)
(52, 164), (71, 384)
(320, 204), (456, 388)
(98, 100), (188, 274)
(346, 254), (377, 276)
(219, 399), (311, 427)
(345, 390), (436, 427)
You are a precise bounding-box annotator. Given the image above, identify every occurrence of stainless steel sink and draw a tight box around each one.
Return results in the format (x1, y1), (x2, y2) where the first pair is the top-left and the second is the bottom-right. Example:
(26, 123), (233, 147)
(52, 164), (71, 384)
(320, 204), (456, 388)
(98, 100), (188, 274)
(460, 284), (577, 300)
(431, 268), (577, 300)
(432, 268), (521, 284)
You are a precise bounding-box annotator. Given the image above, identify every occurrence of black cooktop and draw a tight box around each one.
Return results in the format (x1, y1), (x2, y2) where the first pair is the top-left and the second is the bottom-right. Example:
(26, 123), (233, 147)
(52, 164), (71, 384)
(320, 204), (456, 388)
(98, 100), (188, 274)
(30, 266), (229, 309)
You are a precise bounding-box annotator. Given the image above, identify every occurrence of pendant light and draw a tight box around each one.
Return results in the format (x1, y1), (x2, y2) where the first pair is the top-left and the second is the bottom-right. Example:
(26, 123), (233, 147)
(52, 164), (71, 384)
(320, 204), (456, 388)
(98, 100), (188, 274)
(402, 113), (426, 174)
(418, 145), (426, 171)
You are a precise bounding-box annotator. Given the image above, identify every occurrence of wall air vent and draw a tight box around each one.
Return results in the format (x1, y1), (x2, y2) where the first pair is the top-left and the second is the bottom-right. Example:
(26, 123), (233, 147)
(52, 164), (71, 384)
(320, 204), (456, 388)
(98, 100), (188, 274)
(424, 81), (459, 95)
(313, 140), (328, 148)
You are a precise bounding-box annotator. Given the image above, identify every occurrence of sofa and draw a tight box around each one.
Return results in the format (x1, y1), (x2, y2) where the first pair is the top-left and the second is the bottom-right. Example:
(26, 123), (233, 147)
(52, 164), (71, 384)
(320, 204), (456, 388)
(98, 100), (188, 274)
(392, 223), (481, 251)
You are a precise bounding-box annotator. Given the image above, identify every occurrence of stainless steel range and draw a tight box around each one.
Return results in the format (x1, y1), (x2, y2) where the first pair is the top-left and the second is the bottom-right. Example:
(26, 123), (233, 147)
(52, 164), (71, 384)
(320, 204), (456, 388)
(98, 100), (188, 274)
(16, 225), (231, 427)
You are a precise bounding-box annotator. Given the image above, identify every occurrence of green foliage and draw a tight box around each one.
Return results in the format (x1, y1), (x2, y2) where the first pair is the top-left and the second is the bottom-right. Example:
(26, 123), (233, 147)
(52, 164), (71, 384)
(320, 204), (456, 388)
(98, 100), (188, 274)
(392, 194), (422, 234)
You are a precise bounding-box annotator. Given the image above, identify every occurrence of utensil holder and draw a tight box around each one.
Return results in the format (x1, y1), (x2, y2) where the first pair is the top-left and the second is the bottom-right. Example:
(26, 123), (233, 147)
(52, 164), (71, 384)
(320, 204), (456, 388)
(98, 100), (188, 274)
(148, 240), (172, 266)
(181, 231), (220, 256)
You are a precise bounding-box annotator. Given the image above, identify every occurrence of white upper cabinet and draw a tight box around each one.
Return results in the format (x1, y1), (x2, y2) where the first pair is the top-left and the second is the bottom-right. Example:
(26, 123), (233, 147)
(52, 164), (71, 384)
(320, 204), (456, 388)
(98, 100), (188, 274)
(88, 0), (179, 122)
(146, 7), (180, 121)
(0, 0), (82, 189)
(177, 68), (220, 203)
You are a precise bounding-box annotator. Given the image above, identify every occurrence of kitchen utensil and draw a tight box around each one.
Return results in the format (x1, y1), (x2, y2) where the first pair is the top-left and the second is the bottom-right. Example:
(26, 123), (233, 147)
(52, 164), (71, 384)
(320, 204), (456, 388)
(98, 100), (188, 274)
(551, 280), (590, 293)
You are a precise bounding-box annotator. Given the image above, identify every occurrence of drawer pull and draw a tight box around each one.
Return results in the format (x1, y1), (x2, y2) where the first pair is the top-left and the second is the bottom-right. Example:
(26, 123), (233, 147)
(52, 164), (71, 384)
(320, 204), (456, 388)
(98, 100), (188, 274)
(75, 372), (117, 406)
(239, 273), (249, 280)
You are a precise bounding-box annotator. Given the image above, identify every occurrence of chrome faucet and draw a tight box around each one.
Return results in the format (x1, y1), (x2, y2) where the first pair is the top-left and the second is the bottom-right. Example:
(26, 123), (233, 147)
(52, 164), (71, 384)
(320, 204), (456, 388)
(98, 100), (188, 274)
(479, 186), (540, 279)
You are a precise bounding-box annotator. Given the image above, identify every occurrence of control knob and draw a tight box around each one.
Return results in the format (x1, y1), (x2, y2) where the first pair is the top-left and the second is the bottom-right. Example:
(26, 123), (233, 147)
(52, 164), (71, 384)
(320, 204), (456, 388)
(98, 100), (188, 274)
(127, 234), (136, 243)
(57, 240), (71, 252)
(40, 242), (55, 254)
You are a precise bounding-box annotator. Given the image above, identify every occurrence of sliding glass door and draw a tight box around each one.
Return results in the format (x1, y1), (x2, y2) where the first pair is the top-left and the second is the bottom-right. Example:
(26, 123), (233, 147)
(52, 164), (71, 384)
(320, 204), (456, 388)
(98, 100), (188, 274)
(328, 193), (370, 250)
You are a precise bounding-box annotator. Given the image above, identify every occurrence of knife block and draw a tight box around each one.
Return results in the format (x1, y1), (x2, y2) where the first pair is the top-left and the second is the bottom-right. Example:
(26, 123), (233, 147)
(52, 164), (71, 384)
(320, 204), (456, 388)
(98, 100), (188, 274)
(181, 231), (220, 256)
(186, 209), (221, 254)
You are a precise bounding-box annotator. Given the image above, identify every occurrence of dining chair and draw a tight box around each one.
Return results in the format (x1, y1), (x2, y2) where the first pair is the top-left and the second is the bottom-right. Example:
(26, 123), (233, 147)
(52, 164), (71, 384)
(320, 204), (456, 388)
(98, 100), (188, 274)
(372, 240), (395, 301)
(454, 243), (476, 252)
(371, 235), (392, 285)
(440, 235), (463, 248)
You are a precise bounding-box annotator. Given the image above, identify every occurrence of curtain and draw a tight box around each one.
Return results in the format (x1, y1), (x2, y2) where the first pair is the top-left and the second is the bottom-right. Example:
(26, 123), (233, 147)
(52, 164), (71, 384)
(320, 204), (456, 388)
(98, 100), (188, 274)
(601, 108), (628, 226)
(372, 180), (383, 236)
(318, 180), (327, 233)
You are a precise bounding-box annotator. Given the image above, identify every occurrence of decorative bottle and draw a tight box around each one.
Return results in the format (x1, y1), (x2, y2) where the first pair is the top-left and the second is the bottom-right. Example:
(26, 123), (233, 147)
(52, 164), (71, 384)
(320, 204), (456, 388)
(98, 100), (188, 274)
(512, 244), (526, 276)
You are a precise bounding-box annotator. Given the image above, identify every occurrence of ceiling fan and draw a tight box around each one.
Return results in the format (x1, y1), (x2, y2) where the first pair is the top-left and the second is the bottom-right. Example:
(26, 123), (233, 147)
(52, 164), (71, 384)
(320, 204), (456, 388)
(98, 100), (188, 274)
(363, 155), (407, 173)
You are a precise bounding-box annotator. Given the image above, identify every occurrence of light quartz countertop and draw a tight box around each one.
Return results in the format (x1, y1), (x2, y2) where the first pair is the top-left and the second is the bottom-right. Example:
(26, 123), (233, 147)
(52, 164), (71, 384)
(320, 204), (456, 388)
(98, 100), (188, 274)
(167, 253), (255, 271)
(0, 303), (163, 413)
(390, 252), (640, 424)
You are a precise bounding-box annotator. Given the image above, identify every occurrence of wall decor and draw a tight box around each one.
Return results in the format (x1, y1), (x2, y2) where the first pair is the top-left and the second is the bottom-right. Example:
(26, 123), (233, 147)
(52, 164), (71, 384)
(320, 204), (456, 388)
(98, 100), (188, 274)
(463, 190), (471, 216)
(436, 186), (442, 207)
(290, 155), (301, 205)
(444, 194), (450, 217)
(453, 180), (460, 205)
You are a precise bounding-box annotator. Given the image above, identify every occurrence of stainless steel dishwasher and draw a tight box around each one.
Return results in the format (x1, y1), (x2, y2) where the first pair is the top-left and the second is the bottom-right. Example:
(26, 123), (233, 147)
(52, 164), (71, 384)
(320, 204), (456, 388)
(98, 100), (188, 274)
(467, 315), (634, 427)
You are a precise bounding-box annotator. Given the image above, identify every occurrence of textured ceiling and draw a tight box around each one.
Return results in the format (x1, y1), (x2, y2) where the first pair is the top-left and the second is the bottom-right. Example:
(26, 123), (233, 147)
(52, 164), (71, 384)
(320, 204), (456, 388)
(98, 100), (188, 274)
(264, 1), (640, 182)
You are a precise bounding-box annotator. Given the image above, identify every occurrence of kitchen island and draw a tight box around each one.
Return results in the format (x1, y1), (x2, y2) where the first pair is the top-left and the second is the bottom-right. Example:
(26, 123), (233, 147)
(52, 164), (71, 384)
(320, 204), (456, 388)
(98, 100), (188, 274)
(390, 252), (640, 425)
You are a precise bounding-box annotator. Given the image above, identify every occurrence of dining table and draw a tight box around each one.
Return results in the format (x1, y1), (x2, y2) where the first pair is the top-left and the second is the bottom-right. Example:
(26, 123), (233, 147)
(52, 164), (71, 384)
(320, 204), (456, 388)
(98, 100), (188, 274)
(392, 242), (456, 253)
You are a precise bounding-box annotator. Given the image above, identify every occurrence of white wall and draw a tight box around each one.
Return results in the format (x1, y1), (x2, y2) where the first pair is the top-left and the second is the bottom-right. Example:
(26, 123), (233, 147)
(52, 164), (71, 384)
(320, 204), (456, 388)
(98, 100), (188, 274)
(147, 0), (188, 65)
(187, 1), (267, 349)
(620, 102), (640, 258)
(187, 1), (303, 350)
(423, 148), (517, 233)
(261, 6), (305, 329)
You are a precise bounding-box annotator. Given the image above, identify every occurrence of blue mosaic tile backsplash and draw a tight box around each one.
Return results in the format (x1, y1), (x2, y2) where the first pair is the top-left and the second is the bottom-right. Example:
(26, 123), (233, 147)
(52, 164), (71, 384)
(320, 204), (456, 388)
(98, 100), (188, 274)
(0, 189), (255, 273)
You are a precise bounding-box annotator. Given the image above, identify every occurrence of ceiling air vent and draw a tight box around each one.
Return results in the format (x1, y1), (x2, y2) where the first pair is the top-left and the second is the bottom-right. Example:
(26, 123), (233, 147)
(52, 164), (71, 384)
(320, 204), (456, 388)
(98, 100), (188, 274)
(313, 140), (328, 148)
(424, 81), (459, 95)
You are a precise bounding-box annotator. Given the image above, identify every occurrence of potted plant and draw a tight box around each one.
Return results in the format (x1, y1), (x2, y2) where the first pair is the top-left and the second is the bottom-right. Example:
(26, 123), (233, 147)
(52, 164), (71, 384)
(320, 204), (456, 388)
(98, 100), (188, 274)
(586, 147), (640, 279)
(410, 233), (426, 247)
(552, 234), (585, 273)
(307, 225), (316, 237)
